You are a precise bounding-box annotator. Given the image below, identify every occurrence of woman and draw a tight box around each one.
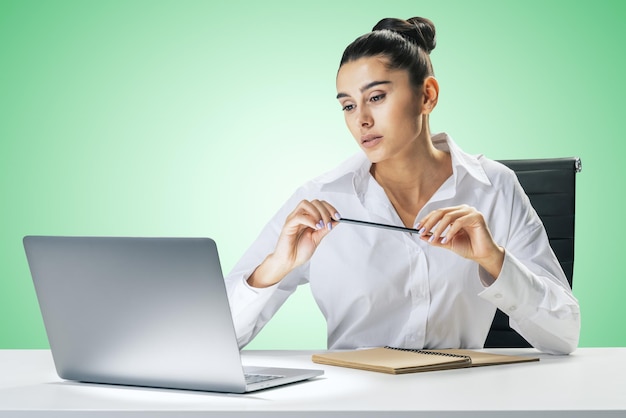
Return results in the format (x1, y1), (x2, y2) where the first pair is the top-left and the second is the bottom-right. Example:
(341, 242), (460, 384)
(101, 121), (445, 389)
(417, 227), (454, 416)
(225, 17), (580, 354)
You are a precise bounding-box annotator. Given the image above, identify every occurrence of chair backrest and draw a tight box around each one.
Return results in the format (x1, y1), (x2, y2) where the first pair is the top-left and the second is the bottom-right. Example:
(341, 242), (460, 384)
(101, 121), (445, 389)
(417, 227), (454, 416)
(484, 157), (582, 348)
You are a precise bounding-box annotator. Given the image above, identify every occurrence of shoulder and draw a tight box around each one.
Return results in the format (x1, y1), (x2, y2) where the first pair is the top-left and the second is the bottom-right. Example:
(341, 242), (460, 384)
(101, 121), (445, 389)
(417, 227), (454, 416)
(300, 152), (369, 193)
(479, 157), (519, 188)
(439, 132), (518, 189)
(478, 156), (535, 221)
(477, 156), (529, 207)
(311, 151), (368, 183)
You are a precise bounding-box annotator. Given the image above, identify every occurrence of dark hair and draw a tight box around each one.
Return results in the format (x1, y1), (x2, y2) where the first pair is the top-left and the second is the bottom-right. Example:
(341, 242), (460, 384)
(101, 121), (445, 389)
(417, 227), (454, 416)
(339, 17), (436, 89)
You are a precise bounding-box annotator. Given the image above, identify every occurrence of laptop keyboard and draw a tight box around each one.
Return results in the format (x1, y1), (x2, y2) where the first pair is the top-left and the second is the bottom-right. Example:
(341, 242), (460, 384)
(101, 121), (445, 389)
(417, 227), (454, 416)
(245, 373), (285, 385)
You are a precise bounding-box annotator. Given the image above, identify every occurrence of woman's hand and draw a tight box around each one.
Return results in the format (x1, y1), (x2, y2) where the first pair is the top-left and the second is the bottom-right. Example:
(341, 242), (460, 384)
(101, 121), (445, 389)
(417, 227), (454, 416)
(247, 200), (340, 288)
(417, 205), (505, 278)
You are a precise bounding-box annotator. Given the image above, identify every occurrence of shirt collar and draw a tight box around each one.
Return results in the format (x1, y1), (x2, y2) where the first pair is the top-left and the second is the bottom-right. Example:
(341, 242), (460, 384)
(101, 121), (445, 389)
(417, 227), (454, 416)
(315, 132), (492, 194)
(433, 133), (491, 187)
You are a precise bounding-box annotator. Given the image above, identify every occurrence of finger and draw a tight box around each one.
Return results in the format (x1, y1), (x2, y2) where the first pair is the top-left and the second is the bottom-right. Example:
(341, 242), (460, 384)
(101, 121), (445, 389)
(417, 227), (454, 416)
(439, 211), (485, 244)
(287, 200), (326, 231)
(310, 199), (333, 229)
(289, 200), (341, 232)
(417, 207), (455, 238)
(318, 200), (342, 230)
(308, 199), (342, 231)
(425, 217), (470, 247)
(416, 210), (439, 237)
(285, 211), (321, 232)
(320, 200), (341, 221)
(417, 207), (460, 242)
(425, 207), (472, 243)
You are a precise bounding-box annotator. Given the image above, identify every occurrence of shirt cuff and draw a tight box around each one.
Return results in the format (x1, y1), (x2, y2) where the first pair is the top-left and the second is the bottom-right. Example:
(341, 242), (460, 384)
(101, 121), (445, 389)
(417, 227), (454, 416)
(478, 251), (544, 318)
(228, 275), (279, 319)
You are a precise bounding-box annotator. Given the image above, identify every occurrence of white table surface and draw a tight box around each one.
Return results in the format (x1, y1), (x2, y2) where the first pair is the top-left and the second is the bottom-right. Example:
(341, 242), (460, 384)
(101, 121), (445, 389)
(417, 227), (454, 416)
(0, 348), (624, 417)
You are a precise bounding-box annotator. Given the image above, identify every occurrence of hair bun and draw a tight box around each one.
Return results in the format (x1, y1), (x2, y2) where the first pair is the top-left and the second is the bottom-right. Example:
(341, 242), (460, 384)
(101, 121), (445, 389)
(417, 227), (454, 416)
(372, 17), (436, 54)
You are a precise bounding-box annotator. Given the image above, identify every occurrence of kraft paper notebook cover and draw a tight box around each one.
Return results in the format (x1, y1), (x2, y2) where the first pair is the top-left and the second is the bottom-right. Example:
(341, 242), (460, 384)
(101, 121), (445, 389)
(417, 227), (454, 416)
(311, 347), (539, 375)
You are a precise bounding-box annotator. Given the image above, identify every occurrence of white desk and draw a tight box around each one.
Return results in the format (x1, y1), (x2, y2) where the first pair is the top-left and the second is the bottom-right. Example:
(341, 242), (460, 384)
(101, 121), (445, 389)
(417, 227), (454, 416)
(0, 348), (624, 417)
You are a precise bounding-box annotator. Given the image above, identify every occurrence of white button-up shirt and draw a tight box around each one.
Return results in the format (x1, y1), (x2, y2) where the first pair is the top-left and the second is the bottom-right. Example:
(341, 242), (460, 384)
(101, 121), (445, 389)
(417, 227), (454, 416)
(225, 133), (580, 354)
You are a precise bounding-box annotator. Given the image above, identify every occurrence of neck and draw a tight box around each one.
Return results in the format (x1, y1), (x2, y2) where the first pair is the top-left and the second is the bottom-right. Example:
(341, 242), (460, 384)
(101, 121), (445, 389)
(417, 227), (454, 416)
(371, 133), (452, 227)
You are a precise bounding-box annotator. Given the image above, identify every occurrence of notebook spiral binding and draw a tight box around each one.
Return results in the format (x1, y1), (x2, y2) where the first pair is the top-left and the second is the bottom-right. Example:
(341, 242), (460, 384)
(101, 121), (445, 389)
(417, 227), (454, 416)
(384, 346), (471, 361)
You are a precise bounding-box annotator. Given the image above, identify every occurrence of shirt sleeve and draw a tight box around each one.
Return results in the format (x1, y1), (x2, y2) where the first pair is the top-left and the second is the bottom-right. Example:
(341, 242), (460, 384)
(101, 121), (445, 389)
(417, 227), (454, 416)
(224, 188), (310, 349)
(479, 248), (580, 354)
(478, 170), (581, 355)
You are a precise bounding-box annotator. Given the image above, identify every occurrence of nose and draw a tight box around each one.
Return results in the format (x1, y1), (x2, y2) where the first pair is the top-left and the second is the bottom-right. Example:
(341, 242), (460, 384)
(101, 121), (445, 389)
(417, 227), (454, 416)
(357, 107), (373, 128)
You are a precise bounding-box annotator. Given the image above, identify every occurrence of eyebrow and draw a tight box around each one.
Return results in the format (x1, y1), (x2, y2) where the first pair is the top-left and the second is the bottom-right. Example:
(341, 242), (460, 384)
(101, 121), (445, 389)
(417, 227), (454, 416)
(336, 80), (392, 99)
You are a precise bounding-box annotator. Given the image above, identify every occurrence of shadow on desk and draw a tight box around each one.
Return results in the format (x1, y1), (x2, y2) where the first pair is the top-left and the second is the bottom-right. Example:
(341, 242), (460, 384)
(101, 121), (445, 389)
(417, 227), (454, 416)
(49, 379), (322, 398)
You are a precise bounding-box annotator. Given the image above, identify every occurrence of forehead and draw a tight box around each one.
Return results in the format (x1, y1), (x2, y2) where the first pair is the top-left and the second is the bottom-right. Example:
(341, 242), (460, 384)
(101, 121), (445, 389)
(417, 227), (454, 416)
(336, 56), (408, 94)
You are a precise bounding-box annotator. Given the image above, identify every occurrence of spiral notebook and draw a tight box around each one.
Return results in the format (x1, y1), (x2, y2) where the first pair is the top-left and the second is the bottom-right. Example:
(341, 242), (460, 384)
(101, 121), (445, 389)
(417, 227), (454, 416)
(311, 347), (539, 375)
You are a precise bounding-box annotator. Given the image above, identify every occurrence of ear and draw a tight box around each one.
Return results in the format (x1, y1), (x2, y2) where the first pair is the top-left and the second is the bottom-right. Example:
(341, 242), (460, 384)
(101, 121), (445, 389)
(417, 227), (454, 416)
(421, 76), (439, 115)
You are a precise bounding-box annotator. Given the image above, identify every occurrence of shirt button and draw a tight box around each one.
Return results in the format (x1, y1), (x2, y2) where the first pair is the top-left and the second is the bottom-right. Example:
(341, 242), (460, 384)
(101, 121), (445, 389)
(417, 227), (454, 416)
(494, 293), (503, 299)
(509, 306), (517, 311)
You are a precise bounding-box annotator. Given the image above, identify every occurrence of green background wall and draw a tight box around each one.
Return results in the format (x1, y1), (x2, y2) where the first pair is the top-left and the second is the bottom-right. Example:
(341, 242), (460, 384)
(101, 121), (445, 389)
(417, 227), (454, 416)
(1, 0), (624, 350)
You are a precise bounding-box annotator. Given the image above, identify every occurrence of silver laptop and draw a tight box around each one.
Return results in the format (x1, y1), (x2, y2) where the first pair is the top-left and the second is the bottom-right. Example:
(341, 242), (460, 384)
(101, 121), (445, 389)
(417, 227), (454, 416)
(23, 236), (323, 393)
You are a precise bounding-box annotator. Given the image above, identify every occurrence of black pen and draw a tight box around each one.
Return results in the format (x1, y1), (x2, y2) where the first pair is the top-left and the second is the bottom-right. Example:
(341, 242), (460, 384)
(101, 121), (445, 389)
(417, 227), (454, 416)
(337, 218), (432, 236)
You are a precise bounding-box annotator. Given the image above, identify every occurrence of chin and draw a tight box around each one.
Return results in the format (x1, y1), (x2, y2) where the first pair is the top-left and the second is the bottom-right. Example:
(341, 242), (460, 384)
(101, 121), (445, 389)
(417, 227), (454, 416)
(361, 149), (386, 165)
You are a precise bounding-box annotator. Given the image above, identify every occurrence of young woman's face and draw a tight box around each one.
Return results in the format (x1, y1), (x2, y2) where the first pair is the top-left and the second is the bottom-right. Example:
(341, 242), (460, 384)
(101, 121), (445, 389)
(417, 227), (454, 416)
(336, 56), (428, 164)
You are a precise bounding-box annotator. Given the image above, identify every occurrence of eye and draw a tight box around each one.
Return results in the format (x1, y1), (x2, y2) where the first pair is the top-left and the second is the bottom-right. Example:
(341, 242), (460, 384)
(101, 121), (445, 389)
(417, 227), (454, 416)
(370, 93), (386, 102)
(342, 104), (355, 112)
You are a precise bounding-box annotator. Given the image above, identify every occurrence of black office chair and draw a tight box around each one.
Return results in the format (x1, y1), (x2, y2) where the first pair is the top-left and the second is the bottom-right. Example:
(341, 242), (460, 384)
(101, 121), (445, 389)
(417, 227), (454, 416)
(484, 157), (582, 348)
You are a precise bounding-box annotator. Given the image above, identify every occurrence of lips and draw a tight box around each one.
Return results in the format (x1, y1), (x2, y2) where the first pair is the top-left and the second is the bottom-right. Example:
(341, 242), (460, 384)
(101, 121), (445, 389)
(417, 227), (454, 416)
(360, 134), (383, 148)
